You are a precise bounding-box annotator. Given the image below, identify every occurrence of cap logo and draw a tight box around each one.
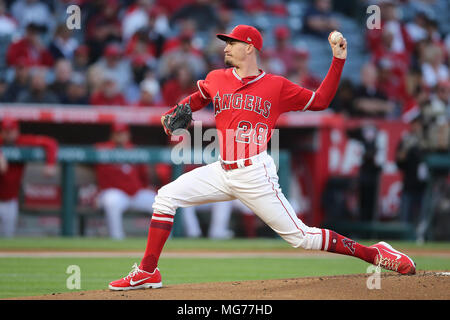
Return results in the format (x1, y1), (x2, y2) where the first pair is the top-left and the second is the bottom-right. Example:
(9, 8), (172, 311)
(247, 37), (252, 42)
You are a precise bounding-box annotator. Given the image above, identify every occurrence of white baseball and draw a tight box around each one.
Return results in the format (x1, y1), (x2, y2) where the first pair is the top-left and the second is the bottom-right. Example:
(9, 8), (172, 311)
(330, 31), (343, 44)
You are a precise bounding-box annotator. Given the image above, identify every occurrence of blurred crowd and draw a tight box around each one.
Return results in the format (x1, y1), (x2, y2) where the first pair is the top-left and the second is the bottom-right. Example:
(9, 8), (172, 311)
(0, 0), (446, 121)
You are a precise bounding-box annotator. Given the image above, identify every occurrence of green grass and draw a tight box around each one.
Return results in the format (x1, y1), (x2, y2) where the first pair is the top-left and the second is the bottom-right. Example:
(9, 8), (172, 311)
(1, 237), (450, 251)
(0, 237), (449, 299)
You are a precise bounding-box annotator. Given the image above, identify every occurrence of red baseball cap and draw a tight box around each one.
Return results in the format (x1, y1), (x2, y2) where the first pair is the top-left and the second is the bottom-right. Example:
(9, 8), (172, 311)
(1, 117), (19, 130)
(275, 25), (290, 39)
(217, 25), (263, 51)
(104, 44), (122, 57)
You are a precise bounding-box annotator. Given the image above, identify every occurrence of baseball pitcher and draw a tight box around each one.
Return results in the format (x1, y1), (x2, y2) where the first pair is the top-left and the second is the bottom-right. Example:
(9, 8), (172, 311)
(109, 25), (416, 290)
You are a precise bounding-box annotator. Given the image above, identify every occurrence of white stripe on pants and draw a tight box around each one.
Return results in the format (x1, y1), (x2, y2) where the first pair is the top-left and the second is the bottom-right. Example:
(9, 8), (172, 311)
(153, 152), (323, 249)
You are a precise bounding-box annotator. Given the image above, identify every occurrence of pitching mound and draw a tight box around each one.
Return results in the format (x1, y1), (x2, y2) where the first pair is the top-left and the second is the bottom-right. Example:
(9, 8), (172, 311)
(16, 271), (450, 300)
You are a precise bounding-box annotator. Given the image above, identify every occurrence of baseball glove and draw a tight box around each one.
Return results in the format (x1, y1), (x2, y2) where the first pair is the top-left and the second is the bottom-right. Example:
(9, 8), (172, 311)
(163, 98), (193, 135)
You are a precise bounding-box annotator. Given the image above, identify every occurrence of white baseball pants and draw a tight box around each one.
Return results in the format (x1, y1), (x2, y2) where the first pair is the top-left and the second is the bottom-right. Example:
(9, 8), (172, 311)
(153, 151), (324, 250)
(97, 188), (156, 239)
(0, 199), (19, 238)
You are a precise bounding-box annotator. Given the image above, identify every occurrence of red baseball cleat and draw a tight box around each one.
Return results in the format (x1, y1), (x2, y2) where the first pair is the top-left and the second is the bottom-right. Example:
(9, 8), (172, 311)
(109, 263), (162, 291)
(370, 241), (416, 275)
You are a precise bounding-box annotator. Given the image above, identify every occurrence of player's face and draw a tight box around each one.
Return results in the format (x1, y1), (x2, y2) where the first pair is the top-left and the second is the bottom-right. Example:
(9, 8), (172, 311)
(112, 131), (130, 146)
(224, 40), (249, 67)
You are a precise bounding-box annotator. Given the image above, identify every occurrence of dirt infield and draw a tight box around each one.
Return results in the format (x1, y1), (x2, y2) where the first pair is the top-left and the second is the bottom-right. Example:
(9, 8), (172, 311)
(15, 271), (450, 300)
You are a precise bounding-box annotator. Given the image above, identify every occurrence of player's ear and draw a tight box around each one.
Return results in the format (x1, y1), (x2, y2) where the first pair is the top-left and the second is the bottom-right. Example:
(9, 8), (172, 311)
(246, 43), (255, 55)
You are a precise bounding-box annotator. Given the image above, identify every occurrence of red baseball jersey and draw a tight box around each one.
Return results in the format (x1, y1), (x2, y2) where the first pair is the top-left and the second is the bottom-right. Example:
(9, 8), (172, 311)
(95, 142), (151, 196)
(0, 135), (58, 201)
(167, 57), (345, 161)
(197, 68), (318, 160)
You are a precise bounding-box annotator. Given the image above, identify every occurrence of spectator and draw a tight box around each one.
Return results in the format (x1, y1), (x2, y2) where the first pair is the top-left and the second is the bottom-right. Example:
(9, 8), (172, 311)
(423, 17), (442, 46)
(2, 57), (31, 102)
(61, 72), (89, 105)
(121, 0), (153, 41)
(421, 44), (449, 89)
(421, 86), (450, 153)
(124, 55), (153, 103)
(0, 0), (18, 38)
(401, 67), (429, 123)
(72, 45), (90, 73)
(328, 78), (355, 114)
(263, 25), (298, 76)
(85, 0), (122, 63)
(86, 64), (105, 96)
(90, 72), (127, 106)
(161, 65), (197, 107)
(0, 117), (58, 237)
(49, 59), (73, 102)
(94, 43), (132, 92)
(124, 29), (157, 62)
(94, 123), (156, 239)
(158, 30), (207, 81)
(352, 63), (394, 118)
(366, 0), (414, 56)
(405, 11), (431, 44)
(6, 22), (54, 68)
(170, 0), (219, 32)
(121, 0), (170, 45)
(372, 27), (411, 109)
(433, 80), (450, 120)
(357, 124), (382, 222)
(240, 0), (267, 14)
(10, 0), (53, 33)
(303, 0), (339, 38)
(135, 78), (162, 107)
(396, 113), (427, 225)
(0, 75), (6, 102)
(17, 67), (60, 104)
(156, 0), (193, 17)
(48, 24), (79, 61)
(291, 49), (321, 91)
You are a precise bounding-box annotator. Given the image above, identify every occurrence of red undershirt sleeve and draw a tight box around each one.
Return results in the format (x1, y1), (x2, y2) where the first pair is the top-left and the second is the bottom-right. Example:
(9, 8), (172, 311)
(280, 57), (345, 113)
(307, 57), (346, 111)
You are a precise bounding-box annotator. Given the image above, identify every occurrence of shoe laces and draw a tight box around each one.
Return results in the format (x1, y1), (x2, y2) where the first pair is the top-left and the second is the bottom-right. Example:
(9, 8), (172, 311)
(124, 263), (142, 280)
(376, 253), (400, 272)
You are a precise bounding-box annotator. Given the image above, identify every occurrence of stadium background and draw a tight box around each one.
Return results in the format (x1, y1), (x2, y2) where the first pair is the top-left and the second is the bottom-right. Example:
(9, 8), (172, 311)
(0, 0), (449, 242)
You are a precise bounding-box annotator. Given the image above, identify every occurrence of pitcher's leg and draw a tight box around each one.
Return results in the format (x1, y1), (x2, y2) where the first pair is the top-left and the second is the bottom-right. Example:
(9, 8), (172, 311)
(235, 180), (324, 249)
(140, 162), (234, 272)
(231, 156), (378, 264)
(152, 162), (234, 215)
